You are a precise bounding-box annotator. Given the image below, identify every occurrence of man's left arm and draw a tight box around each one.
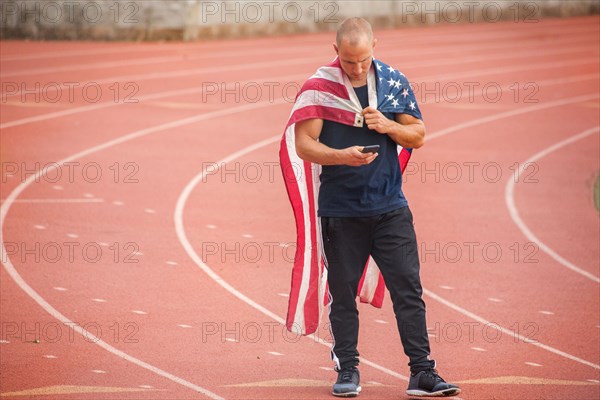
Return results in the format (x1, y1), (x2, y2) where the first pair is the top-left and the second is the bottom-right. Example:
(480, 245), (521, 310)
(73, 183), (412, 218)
(362, 106), (425, 149)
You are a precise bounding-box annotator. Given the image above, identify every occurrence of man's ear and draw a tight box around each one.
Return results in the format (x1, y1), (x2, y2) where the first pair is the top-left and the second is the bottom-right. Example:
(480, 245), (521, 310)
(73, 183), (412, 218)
(372, 38), (377, 49)
(333, 42), (339, 54)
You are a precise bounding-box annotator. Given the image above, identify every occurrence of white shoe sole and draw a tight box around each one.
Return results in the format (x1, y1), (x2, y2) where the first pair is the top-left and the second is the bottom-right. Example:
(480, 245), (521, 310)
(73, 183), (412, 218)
(332, 385), (362, 397)
(406, 387), (461, 397)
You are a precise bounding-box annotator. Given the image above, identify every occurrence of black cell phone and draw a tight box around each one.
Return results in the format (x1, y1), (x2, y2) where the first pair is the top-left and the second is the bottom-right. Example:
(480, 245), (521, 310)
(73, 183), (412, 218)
(361, 145), (380, 154)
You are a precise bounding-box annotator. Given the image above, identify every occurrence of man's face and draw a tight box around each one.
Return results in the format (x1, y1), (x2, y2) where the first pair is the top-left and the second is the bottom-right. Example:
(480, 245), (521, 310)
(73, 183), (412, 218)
(335, 38), (375, 85)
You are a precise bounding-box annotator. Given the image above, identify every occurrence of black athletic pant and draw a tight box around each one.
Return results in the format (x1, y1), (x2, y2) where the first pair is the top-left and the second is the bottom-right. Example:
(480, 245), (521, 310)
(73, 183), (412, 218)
(322, 206), (435, 373)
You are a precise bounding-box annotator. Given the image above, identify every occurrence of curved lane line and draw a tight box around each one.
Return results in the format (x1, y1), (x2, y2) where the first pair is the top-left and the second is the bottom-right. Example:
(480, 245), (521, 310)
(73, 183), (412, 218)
(174, 94), (600, 373)
(0, 100), (295, 399)
(505, 126), (600, 283)
(424, 289), (600, 370)
(173, 135), (412, 382)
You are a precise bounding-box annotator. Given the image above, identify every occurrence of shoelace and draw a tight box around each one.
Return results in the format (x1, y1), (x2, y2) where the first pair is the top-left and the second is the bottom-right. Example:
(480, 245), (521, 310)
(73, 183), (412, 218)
(340, 368), (356, 383)
(423, 369), (445, 383)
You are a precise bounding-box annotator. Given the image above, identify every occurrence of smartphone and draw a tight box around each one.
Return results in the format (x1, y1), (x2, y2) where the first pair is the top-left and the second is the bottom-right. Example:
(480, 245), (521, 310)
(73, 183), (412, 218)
(361, 145), (380, 154)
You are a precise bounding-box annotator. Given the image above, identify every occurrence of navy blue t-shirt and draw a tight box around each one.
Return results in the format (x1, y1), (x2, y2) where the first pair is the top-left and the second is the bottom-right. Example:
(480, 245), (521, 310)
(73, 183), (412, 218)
(318, 85), (408, 217)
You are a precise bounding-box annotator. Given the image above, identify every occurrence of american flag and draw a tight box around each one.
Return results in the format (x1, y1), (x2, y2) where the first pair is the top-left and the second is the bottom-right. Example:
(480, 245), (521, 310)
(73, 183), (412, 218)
(279, 57), (421, 335)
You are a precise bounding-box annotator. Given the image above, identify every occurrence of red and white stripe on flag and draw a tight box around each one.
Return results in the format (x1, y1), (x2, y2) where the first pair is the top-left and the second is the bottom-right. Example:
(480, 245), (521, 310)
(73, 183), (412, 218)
(279, 58), (409, 335)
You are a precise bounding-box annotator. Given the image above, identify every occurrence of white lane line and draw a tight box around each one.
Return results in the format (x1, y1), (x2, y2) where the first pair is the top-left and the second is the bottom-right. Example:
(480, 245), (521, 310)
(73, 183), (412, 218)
(43, 355), (58, 359)
(1, 55), (193, 78)
(0, 340), (10, 344)
(53, 287), (67, 292)
(66, 233), (79, 239)
(525, 362), (543, 367)
(425, 289), (599, 370)
(374, 320), (388, 324)
(428, 94), (600, 142)
(1, 198), (105, 204)
(92, 298), (107, 303)
(268, 351), (283, 356)
(242, 234), (253, 238)
(144, 208), (156, 214)
(320, 366), (334, 371)
(277, 293), (289, 297)
(505, 126), (600, 283)
(33, 224), (46, 230)
(587, 379), (600, 383)
(52, 185), (63, 190)
(206, 225), (217, 229)
(139, 384), (154, 389)
(177, 324), (192, 329)
(92, 369), (107, 374)
(166, 261), (178, 266)
(488, 298), (503, 303)
(0, 43), (187, 62)
(132, 310), (147, 315)
(112, 200), (125, 206)
(83, 193), (95, 198)
(471, 347), (486, 352)
(539, 311), (555, 315)
(225, 338), (238, 342)
(439, 285), (454, 290)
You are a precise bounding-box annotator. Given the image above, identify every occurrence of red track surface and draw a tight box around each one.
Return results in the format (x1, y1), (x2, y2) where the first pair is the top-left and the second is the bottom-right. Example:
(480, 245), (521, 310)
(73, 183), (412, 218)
(1, 16), (599, 400)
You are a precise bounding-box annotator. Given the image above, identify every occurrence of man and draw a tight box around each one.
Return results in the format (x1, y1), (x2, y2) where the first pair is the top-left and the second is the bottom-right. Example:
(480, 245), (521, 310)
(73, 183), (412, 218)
(292, 18), (461, 398)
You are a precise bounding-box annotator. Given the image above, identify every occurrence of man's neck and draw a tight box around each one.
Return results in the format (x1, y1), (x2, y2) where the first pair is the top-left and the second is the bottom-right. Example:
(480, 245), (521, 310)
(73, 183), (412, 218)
(351, 80), (367, 88)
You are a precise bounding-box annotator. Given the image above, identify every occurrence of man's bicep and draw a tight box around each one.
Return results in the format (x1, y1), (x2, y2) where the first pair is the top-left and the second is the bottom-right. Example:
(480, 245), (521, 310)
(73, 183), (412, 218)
(295, 118), (323, 141)
(395, 113), (424, 127)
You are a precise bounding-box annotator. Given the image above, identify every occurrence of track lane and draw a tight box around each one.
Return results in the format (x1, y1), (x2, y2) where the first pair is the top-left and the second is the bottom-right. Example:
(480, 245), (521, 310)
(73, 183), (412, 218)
(2, 15), (599, 400)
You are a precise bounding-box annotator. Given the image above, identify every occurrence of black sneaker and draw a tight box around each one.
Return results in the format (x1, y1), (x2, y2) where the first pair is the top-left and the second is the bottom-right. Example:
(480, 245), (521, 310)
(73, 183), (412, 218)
(332, 366), (361, 397)
(406, 369), (461, 397)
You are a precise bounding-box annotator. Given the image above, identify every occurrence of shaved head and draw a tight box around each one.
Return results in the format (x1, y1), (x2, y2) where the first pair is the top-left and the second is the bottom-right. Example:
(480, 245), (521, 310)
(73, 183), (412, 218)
(333, 18), (376, 86)
(336, 17), (373, 47)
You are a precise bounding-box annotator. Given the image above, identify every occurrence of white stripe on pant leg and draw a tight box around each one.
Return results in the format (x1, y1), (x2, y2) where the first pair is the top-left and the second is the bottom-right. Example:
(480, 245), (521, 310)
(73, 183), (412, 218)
(327, 289), (341, 371)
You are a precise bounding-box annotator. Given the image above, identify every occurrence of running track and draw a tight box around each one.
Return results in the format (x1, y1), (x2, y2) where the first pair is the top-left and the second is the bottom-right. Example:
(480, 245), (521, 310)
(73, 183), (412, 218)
(1, 16), (599, 400)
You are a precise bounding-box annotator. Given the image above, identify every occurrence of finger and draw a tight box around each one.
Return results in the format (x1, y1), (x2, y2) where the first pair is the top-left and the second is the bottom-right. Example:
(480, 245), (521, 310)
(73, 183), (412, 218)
(362, 106), (377, 115)
(367, 153), (378, 162)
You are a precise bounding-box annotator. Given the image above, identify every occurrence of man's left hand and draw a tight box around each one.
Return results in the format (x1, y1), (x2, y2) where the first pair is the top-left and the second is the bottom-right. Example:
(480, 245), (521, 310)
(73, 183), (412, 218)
(362, 106), (392, 134)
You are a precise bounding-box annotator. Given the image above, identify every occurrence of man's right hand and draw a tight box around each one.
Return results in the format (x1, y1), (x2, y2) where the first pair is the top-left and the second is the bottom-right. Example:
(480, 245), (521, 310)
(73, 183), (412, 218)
(295, 119), (378, 167)
(338, 146), (378, 166)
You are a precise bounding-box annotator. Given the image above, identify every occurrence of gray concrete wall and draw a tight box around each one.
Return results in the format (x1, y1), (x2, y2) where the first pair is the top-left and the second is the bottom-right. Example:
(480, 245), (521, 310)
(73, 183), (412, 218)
(1, 0), (598, 41)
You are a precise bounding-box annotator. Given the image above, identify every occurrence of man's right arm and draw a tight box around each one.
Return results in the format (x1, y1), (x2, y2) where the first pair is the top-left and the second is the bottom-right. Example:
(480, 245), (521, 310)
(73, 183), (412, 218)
(294, 118), (378, 166)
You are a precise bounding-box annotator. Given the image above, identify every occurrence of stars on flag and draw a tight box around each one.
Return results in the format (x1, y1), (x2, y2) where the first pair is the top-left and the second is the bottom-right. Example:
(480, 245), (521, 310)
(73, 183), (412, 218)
(373, 58), (420, 119)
